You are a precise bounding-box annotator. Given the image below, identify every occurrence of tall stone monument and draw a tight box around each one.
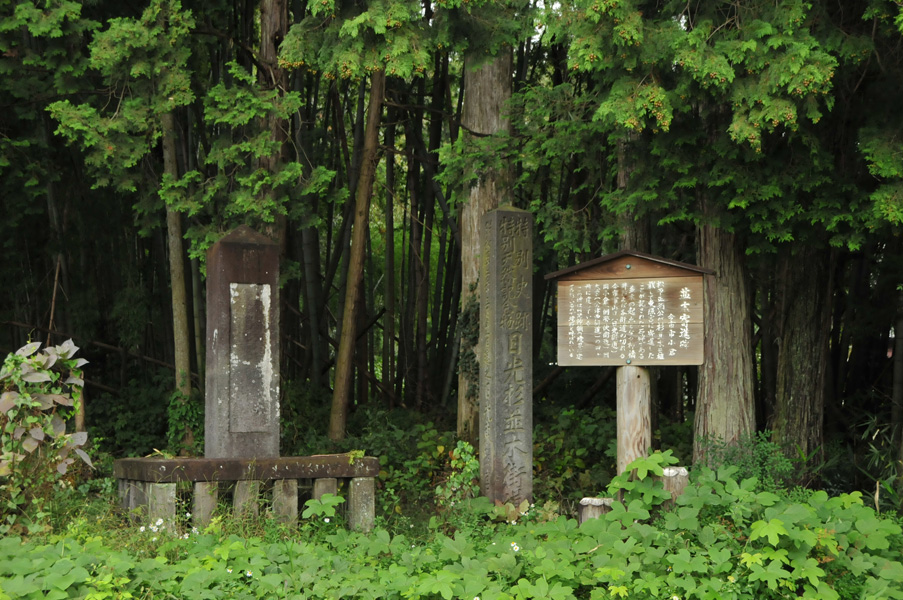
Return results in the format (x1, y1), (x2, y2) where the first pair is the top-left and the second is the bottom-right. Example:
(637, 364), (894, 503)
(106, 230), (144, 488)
(114, 226), (379, 530)
(479, 206), (532, 504)
(205, 225), (280, 459)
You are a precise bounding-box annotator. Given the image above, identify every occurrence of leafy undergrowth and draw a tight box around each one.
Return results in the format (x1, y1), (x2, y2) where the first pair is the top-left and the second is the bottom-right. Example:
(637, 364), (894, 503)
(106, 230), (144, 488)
(2, 453), (903, 600)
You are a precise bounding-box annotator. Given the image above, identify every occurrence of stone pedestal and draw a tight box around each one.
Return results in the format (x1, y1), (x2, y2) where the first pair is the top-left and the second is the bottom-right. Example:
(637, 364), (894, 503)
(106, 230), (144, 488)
(205, 225), (280, 459)
(114, 456), (377, 532)
(479, 207), (533, 504)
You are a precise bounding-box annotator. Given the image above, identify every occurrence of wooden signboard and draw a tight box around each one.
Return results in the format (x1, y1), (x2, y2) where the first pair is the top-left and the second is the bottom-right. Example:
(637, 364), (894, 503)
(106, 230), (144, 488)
(545, 250), (712, 367)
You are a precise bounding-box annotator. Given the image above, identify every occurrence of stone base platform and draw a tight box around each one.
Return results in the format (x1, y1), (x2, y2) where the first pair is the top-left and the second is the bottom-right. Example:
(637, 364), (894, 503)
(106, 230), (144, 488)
(113, 454), (378, 532)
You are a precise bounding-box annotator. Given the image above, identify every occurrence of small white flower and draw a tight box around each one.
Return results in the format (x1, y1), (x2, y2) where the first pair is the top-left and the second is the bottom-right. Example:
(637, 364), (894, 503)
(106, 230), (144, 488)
(139, 526), (146, 532)
(152, 537), (157, 542)
(323, 517), (330, 523)
(182, 533), (189, 539)
(150, 525), (158, 533)
(227, 568), (233, 574)
(155, 518), (164, 527)
(191, 527), (199, 535)
(185, 512), (192, 519)
(245, 570), (252, 577)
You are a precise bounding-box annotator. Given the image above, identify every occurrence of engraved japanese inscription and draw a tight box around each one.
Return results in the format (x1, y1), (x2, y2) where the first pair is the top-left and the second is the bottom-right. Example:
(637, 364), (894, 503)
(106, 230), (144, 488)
(479, 208), (532, 504)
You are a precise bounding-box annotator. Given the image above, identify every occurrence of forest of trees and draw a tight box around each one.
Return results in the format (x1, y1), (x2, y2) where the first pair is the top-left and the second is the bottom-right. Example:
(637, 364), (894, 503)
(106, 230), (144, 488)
(2, 0), (903, 491)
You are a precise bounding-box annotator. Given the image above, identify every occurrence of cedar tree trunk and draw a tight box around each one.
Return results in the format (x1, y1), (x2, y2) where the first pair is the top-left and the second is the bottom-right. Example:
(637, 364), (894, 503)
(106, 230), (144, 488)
(693, 199), (755, 462)
(772, 245), (834, 476)
(457, 49), (513, 445)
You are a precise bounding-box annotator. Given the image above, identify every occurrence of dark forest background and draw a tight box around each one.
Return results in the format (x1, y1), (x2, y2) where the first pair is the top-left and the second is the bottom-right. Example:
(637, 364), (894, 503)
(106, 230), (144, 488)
(3, 0), (903, 505)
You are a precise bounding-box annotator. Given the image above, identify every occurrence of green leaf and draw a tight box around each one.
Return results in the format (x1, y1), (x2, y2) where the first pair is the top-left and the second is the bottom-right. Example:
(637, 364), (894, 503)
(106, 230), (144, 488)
(748, 558), (791, 590)
(749, 519), (789, 546)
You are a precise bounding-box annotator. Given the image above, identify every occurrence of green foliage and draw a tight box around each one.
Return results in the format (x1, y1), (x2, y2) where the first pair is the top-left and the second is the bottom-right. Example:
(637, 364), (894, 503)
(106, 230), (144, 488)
(47, 0), (195, 192)
(854, 410), (903, 514)
(89, 368), (170, 459)
(518, 0), (877, 254)
(301, 493), (345, 522)
(280, 391), (464, 528)
(280, 0), (529, 81)
(376, 423), (459, 525)
(533, 405), (617, 507)
(696, 430), (795, 492)
(161, 59), (337, 257)
(860, 125), (903, 226)
(165, 386), (203, 456)
(0, 340), (91, 534)
(434, 440), (480, 511)
(5, 459), (903, 599)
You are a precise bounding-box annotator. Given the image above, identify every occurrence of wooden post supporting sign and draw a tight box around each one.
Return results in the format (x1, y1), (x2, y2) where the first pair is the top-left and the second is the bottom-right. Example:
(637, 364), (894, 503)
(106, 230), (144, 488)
(616, 365), (651, 475)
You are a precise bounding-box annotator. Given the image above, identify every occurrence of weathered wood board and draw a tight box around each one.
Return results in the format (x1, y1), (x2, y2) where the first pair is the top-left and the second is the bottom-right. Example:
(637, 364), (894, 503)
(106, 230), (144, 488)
(547, 251), (710, 367)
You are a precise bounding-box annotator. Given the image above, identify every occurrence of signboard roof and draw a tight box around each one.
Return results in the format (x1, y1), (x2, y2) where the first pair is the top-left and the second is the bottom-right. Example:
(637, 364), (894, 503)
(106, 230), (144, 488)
(545, 249), (713, 281)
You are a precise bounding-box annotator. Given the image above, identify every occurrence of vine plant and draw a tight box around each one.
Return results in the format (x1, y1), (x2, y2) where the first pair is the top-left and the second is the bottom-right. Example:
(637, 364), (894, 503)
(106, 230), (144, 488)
(0, 340), (92, 532)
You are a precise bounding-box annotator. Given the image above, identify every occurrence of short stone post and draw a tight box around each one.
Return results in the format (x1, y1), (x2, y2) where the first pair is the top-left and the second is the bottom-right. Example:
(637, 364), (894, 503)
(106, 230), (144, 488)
(233, 480), (261, 518)
(205, 225), (280, 459)
(146, 483), (177, 529)
(662, 466), (690, 508)
(313, 478), (338, 500)
(272, 479), (298, 523)
(120, 480), (148, 517)
(479, 207), (533, 504)
(348, 477), (375, 532)
(193, 481), (218, 528)
(578, 497), (613, 524)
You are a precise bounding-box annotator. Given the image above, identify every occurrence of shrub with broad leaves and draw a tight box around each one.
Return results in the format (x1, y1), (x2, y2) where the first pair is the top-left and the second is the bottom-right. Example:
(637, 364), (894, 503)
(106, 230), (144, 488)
(0, 339), (92, 533)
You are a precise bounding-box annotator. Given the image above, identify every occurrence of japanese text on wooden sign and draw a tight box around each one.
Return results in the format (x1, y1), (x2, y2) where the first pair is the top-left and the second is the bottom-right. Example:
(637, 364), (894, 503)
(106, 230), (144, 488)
(556, 276), (703, 366)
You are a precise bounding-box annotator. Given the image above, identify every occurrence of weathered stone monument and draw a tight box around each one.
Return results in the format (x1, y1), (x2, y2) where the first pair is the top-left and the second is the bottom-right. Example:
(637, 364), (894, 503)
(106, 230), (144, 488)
(114, 225), (378, 531)
(479, 207), (533, 504)
(204, 225), (280, 459)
